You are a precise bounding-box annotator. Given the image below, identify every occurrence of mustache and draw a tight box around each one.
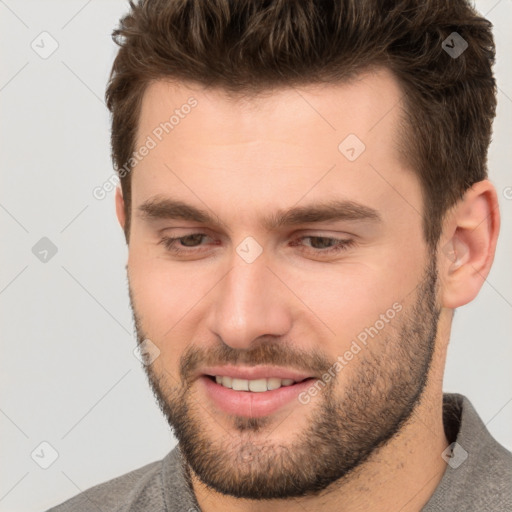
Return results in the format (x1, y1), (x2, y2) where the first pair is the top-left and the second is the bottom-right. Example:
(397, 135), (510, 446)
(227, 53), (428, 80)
(179, 339), (333, 385)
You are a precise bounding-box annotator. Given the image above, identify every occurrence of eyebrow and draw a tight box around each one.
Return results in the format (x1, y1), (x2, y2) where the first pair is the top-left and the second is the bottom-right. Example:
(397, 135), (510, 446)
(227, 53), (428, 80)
(137, 196), (382, 232)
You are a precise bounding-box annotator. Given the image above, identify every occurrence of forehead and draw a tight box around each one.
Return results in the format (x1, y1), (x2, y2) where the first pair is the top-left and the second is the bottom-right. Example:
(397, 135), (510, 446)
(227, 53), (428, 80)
(131, 68), (419, 233)
(136, 67), (407, 155)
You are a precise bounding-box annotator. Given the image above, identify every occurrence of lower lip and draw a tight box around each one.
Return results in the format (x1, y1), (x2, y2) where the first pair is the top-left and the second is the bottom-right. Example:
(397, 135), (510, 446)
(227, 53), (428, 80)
(199, 375), (316, 418)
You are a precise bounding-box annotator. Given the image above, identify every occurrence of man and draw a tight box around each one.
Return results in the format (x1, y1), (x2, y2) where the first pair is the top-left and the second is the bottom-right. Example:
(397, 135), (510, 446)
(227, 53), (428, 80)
(49, 0), (512, 510)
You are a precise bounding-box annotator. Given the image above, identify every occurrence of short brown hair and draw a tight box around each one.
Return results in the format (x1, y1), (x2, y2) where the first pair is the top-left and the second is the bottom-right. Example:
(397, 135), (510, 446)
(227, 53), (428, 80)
(106, 0), (496, 249)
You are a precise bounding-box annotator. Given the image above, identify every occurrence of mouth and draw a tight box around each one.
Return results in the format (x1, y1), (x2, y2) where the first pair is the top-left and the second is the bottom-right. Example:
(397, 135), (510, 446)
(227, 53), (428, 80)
(204, 374), (313, 392)
(200, 374), (318, 418)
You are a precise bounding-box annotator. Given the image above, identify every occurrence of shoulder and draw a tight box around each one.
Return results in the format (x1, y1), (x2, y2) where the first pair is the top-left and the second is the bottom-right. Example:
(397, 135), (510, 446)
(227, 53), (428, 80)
(46, 458), (164, 512)
(46, 445), (199, 512)
(459, 415), (512, 509)
(424, 393), (512, 511)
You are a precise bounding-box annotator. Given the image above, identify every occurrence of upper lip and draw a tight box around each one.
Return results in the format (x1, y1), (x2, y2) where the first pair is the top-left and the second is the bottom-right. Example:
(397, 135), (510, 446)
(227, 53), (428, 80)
(199, 366), (314, 382)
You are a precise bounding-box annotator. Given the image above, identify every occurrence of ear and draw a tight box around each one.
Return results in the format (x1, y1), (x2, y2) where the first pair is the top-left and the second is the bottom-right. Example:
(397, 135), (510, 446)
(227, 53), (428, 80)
(115, 186), (126, 231)
(438, 180), (500, 309)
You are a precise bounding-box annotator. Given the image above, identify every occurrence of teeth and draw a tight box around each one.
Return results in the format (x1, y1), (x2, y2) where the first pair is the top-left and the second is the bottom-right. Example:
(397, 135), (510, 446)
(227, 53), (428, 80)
(232, 378), (249, 391)
(267, 377), (282, 391)
(213, 376), (298, 392)
(248, 378), (267, 392)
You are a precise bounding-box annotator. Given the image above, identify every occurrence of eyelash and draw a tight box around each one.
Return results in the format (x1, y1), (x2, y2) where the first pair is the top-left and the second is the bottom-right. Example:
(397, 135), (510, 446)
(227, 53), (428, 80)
(158, 233), (356, 256)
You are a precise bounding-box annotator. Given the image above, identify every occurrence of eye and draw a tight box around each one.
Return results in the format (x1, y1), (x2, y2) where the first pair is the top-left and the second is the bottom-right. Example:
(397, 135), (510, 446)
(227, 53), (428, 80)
(290, 236), (356, 255)
(159, 233), (211, 254)
(158, 233), (356, 257)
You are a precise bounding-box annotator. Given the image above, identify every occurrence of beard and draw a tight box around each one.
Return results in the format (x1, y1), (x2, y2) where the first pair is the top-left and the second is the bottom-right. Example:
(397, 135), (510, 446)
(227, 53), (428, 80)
(127, 255), (441, 500)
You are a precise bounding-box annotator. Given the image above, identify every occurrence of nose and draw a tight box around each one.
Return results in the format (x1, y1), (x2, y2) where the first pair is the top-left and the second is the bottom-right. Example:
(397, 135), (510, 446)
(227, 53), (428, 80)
(207, 255), (292, 351)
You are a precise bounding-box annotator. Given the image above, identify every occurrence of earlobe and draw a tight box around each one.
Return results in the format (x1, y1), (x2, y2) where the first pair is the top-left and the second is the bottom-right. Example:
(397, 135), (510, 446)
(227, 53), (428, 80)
(439, 180), (500, 309)
(115, 186), (126, 230)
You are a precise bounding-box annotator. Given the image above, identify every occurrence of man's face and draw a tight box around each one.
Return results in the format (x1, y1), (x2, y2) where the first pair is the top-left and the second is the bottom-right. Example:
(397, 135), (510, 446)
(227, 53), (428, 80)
(123, 68), (442, 498)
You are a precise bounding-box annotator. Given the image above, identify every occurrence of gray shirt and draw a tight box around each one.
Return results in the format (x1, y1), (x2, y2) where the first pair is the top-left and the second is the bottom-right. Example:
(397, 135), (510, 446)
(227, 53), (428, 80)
(47, 393), (512, 511)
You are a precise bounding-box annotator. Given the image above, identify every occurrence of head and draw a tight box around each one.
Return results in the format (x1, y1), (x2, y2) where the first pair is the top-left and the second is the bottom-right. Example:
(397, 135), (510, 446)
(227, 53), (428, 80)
(107, 0), (500, 501)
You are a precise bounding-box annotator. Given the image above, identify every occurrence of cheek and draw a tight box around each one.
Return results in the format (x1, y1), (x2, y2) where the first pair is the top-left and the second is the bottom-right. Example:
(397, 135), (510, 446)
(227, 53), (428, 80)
(127, 249), (217, 361)
(128, 239), (207, 310)
(291, 260), (411, 347)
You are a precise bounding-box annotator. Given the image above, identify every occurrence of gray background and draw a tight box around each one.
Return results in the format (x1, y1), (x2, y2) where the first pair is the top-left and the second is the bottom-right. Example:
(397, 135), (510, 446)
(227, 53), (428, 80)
(0, 1), (511, 510)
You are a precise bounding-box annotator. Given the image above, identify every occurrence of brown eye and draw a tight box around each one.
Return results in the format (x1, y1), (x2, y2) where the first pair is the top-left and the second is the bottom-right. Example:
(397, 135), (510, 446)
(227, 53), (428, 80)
(159, 233), (210, 253)
(291, 236), (356, 255)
